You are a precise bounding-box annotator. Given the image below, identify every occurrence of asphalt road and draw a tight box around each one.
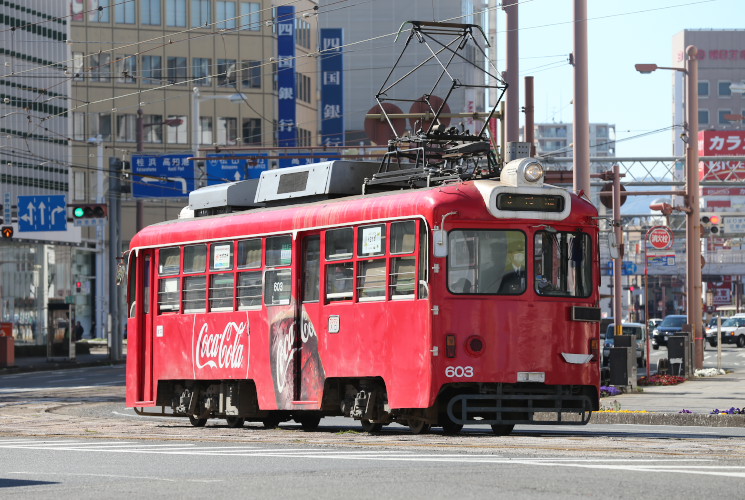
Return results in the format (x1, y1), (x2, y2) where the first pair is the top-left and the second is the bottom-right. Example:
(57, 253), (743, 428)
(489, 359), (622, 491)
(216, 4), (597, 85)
(1, 365), (745, 498)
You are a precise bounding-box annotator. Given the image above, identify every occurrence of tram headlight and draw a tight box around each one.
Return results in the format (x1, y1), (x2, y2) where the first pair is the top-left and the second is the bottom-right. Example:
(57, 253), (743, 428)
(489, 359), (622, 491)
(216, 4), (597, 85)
(523, 162), (544, 183)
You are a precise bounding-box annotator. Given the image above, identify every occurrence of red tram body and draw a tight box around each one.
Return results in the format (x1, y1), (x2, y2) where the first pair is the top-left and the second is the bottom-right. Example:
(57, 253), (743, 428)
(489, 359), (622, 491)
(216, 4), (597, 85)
(125, 158), (601, 434)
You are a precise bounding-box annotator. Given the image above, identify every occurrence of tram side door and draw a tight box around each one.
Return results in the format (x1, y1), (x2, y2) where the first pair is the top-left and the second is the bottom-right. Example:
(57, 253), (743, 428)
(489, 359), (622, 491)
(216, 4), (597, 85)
(294, 233), (325, 405)
(128, 249), (155, 405)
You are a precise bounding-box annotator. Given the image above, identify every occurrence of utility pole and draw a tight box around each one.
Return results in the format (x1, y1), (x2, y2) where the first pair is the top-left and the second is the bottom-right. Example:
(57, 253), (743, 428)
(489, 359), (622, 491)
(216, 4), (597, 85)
(573, 0), (590, 195)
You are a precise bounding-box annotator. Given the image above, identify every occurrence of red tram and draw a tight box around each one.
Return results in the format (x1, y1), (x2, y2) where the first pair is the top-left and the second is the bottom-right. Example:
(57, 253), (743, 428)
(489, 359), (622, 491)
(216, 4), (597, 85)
(125, 157), (601, 435)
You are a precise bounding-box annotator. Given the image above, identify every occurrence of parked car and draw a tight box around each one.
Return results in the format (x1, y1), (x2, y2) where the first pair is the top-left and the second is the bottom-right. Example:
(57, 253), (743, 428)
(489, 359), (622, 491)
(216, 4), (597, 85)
(652, 315), (687, 349)
(603, 323), (647, 367)
(708, 316), (745, 348)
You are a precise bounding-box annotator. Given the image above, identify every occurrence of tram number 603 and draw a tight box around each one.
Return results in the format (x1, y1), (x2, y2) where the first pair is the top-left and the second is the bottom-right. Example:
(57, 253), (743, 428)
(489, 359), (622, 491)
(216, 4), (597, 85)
(273, 282), (284, 292)
(445, 366), (474, 378)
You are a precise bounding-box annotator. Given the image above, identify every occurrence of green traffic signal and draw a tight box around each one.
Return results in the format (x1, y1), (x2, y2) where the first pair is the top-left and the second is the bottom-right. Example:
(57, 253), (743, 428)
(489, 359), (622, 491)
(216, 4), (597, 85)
(74, 207), (86, 218)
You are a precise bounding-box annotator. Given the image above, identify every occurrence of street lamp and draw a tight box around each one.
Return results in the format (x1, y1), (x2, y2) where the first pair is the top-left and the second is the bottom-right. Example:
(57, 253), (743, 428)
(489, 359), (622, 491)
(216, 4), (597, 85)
(636, 45), (703, 372)
(191, 87), (247, 188)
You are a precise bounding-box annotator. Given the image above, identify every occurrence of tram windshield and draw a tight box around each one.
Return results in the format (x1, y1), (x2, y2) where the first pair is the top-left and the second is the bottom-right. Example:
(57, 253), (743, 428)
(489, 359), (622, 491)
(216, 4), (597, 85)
(534, 231), (592, 298)
(447, 230), (527, 295)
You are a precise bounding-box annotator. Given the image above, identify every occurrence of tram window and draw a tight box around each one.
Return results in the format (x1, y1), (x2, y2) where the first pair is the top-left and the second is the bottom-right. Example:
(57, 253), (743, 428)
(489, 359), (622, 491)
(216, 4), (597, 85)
(158, 278), (180, 313)
(266, 236), (292, 267)
(326, 228), (353, 260)
(302, 236), (321, 302)
(210, 242), (234, 271)
(358, 224), (386, 257)
(391, 257), (416, 299)
(264, 269), (292, 306)
(534, 231), (592, 298)
(418, 222), (428, 299)
(390, 221), (416, 254)
(237, 271), (263, 309)
(326, 262), (353, 301)
(209, 274), (234, 311)
(357, 259), (386, 300)
(159, 247), (180, 275)
(184, 244), (207, 273)
(128, 254), (137, 318)
(237, 238), (262, 269)
(183, 275), (207, 313)
(447, 230), (526, 295)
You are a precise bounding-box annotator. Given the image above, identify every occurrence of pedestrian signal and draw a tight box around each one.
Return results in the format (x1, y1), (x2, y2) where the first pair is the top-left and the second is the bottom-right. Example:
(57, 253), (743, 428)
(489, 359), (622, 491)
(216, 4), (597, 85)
(1, 226), (13, 239)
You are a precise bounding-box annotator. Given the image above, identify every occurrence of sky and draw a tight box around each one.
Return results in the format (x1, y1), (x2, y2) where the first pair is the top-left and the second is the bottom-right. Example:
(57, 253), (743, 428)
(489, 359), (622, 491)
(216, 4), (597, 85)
(507, 0), (743, 158)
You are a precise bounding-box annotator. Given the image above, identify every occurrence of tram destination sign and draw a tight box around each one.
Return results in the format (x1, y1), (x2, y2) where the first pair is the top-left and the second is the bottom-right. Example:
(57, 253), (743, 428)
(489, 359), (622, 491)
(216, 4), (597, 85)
(646, 226), (673, 251)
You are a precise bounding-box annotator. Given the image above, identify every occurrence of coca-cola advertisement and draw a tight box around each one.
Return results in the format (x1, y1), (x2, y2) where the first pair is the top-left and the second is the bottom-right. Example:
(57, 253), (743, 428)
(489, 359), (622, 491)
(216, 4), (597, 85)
(269, 303), (326, 408)
(191, 313), (250, 379)
(699, 130), (745, 181)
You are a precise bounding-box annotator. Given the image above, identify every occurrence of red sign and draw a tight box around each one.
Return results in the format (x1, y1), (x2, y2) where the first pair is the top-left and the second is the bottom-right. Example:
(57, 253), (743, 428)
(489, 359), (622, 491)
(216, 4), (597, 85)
(647, 226), (673, 250)
(699, 130), (745, 181)
(0, 322), (12, 337)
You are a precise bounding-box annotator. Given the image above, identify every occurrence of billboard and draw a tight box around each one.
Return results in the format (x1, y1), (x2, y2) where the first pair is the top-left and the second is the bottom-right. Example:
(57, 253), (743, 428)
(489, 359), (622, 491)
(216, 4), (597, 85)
(699, 130), (745, 181)
(320, 28), (344, 148)
(276, 5), (297, 150)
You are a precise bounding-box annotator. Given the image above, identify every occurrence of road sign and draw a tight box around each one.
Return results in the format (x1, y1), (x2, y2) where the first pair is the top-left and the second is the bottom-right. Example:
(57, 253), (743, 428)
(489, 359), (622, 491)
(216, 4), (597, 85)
(647, 254), (676, 267)
(278, 151), (342, 169)
(132, 154), (194, 198)
(607, 261), (637, 276)
(206, 154), (268, 185)
(646, 226), (673, 250)
(724, 216), (745, 235)
(17, 195), (67, 232)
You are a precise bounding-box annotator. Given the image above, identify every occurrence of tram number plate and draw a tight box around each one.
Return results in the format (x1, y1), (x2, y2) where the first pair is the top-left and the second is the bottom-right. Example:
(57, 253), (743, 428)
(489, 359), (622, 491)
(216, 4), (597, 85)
(445, 366), (474, 378)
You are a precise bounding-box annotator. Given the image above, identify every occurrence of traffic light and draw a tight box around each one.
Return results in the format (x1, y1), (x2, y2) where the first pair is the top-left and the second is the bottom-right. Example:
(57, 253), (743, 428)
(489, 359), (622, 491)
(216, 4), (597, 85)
(75, 280), (82, 293)
(701, 215), (722, 236)
(1, 226), (13, 239)
(70, 203), (108, 219)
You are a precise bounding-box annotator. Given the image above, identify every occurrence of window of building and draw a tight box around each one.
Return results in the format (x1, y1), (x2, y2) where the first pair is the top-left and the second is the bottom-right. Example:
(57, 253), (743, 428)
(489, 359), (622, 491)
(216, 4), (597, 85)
(217, 59), (237, 86)
(167, 56), (187, 84)
(116, 1), (136, 23)
(296, 18), (310, 49)
(217, 117), (238, 145)
(239, 2), (261, 30)
(142, 56), (162, 84)
(142, 0), (162, 25)
(143, 114), (164, 143)
(92, 113), (112, 141)
(191, 0), (211, 27)
(216, 1), (237, 29)
(719, 81), (732, 97)
(242, 118), (261, 145)
(89, 0), (110, 22)
(91, 53), (111, 82)
(193, 58), (212, 86)
(719, 109), (733, 125)
(115, 114), (136, 142)
(166, 0), (186, 26)
(199, 116), (213, 144)
(72, 52), (85, 80)
(167, 115), (188, 144)
(237, 238), (262, 268)
(240, 60), (261, 88)
(73, 171), (87, 201)
(116, 54), (137, 83)
(699, 81), (709, 98)
(699, 109), (709, 126)
(296, 73), (310, 102)
(72, 113), (86, 141)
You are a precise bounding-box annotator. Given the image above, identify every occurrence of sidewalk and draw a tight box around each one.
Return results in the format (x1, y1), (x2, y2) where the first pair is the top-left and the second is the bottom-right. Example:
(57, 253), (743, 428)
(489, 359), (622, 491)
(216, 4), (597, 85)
(0, 343), (125, 375)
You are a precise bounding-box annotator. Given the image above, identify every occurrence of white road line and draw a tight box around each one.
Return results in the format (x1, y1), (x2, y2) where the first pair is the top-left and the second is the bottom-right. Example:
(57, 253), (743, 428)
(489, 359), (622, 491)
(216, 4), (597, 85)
(7, 471), (222, 483)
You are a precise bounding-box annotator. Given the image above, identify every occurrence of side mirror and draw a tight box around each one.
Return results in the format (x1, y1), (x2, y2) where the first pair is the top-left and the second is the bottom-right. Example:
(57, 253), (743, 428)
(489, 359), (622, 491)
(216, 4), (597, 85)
(433, 229), (448, 258)
(608, 231), (620, 259)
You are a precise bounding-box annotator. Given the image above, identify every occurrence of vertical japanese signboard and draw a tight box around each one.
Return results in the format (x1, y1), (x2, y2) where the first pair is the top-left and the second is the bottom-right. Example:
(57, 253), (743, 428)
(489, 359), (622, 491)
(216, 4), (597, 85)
(277, 5), (297, 160)
(320, 28), (344, 148)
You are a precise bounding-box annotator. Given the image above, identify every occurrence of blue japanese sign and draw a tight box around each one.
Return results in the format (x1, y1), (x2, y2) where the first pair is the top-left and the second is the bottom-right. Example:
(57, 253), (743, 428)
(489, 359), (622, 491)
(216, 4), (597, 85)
(206, 154), (269, 185)
(607, 261), (638, 276)
(132, 154), (194, 198)
(277, 5), (297, 149)
(278, 152), (342, 169)
(17, 195), (67, 232)
(320, 28), (344, 148)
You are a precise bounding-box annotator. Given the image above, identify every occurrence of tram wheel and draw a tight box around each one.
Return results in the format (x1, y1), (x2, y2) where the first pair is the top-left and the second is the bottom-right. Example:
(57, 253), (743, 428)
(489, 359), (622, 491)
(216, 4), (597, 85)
(188, 415), (207, 427)
(441, 419), (463, 435)
(262, 414), (281, 429)
(407, 419), (431, 435)
(490, 424), (515, 436)
(298, 415), (322, 431)
(226, 417), (245, 428)
(360, 419), (382, 433)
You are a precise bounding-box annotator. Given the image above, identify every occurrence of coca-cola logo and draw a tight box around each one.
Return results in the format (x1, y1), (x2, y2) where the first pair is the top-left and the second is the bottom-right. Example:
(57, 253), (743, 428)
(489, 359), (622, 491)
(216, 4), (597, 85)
(194, 321), (248, 370)
(273, 315), (318, 395)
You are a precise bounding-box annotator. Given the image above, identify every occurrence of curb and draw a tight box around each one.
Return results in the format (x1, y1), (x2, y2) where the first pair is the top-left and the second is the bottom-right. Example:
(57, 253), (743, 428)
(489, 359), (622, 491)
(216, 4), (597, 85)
(591, 412), (745, 427)
(0, 359), (125, 375)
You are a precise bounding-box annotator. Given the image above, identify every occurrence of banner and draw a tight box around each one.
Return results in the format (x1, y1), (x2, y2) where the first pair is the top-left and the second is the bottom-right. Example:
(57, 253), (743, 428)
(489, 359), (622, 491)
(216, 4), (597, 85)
(277, 6), (297, 151)
(320, 28), (344, 147)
